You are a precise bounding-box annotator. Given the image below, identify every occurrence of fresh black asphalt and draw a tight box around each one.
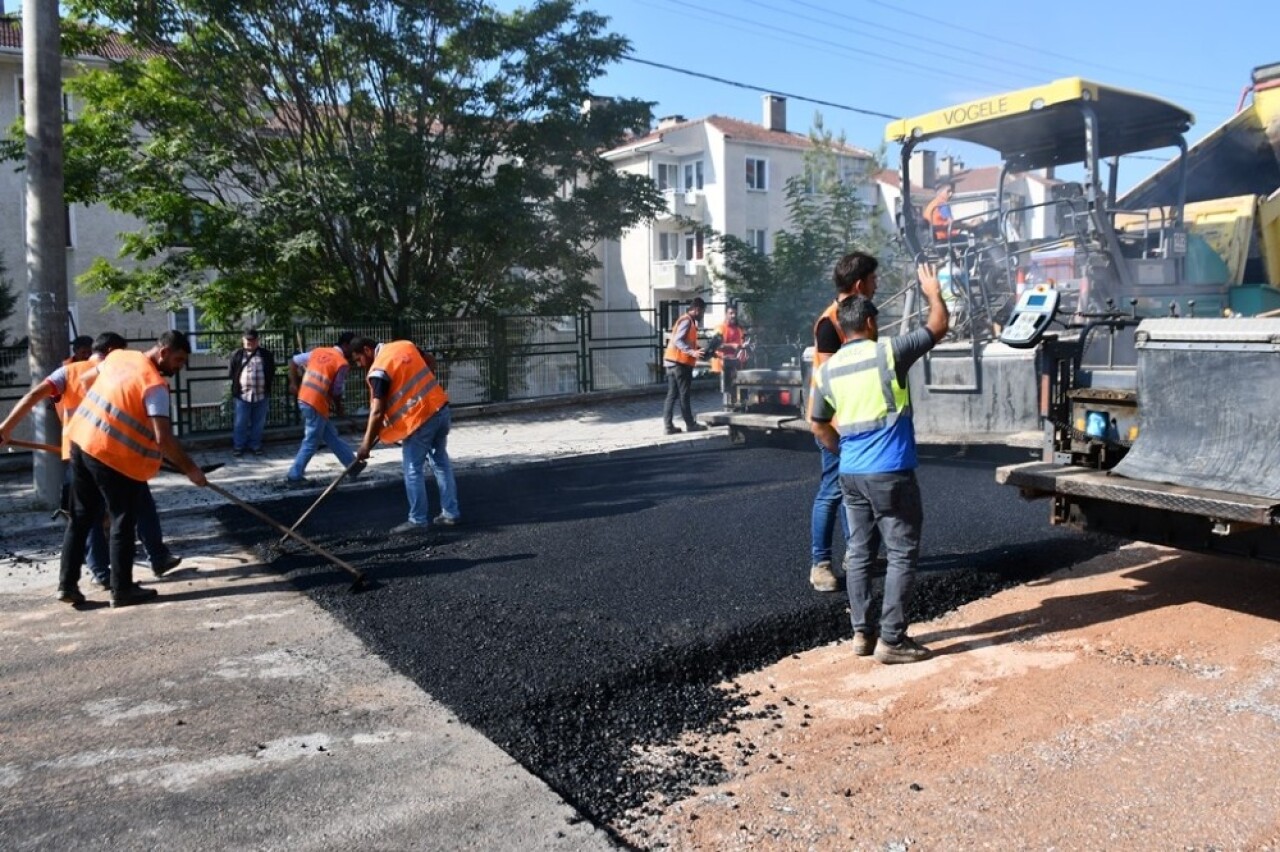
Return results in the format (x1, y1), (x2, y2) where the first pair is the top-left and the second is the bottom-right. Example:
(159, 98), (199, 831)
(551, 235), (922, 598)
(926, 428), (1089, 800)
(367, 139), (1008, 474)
(215, 438), (1115, 834)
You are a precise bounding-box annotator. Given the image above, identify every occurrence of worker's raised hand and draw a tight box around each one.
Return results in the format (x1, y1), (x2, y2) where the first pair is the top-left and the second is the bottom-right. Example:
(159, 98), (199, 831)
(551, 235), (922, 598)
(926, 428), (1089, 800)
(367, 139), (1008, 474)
(188, 467), (208, 488)
(917, 262), (942, 300)
(355, 442), (372, 462)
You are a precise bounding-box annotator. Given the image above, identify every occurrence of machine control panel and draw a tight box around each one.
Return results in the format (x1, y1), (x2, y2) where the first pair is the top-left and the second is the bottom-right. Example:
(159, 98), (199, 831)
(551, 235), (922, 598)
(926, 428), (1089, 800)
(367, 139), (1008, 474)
(999, 285), (1060, 348)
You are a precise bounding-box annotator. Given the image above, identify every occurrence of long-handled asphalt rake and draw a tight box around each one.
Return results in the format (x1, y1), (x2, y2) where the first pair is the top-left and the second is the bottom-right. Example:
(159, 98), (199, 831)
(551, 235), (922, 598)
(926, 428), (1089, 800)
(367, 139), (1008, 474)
(265, 453), (369, 562)
(204, 481), (368, 592)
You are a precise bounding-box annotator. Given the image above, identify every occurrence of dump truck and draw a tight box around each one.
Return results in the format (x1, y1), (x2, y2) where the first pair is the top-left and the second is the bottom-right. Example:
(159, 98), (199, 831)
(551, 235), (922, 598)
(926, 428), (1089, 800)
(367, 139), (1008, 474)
(883, 64), (1280, 562)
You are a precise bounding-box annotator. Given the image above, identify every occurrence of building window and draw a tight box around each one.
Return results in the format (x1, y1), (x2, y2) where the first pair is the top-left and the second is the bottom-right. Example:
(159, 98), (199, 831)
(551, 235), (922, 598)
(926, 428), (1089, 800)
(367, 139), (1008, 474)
(684, 231), (705, 261)
(746, 228), (767, 254)
(169, 304), (208, 353)
(683, 160), (704, 192)
(658, 232), (681, 261)
(16, 76), (72, 120)
(746, 157), (768, 191)
(656, 163), (679, 192)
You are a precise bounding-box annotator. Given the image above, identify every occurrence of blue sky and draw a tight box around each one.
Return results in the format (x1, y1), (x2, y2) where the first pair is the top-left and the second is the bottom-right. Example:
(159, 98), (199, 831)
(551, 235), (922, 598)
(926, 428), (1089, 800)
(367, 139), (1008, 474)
(505, 0), (1279, 184)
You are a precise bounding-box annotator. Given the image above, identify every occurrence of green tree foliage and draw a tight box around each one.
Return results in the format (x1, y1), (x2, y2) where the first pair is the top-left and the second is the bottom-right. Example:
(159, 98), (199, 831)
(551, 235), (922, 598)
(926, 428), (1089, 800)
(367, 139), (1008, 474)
(711, 117), (905, 352)
(46, 0), (664, 326)
(0, 250), (22, 383)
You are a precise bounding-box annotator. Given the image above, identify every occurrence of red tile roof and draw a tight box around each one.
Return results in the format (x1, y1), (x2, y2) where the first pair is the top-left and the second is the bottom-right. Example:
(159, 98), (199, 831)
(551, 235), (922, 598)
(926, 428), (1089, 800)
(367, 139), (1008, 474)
(0, 15), (156, 62)
(608, 113), (873, 158)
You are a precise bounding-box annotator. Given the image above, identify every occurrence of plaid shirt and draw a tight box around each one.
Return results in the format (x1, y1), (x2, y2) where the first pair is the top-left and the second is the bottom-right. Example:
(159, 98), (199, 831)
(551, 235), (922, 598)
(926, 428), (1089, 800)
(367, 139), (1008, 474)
(238, 349), (268, 402)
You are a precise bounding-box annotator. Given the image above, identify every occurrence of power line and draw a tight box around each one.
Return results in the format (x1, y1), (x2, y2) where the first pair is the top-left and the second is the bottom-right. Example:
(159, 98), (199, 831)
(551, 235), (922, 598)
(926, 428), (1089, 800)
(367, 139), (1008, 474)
(643, 0), (1018, 94)
(622, 55), (901, 120)
(861, 0), (1233, 105)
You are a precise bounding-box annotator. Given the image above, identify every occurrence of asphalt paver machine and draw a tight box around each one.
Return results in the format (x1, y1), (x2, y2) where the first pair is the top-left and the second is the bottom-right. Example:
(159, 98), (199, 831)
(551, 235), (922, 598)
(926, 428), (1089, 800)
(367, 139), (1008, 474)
(884, 67), (1280, 561)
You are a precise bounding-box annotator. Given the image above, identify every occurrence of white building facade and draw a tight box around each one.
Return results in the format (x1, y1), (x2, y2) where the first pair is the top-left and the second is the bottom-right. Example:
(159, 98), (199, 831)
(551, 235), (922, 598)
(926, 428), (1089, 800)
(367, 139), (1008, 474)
(597, 95), (875, 333)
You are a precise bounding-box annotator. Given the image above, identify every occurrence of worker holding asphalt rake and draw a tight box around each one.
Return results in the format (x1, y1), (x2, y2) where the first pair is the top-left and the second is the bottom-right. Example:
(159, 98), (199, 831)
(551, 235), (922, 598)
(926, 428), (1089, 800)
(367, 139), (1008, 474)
(350, 337), (461, 535)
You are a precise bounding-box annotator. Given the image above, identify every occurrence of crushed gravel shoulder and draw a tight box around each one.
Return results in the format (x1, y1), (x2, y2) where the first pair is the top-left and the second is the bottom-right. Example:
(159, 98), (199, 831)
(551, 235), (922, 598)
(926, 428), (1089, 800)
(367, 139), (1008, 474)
(619, 545), (1280, 850)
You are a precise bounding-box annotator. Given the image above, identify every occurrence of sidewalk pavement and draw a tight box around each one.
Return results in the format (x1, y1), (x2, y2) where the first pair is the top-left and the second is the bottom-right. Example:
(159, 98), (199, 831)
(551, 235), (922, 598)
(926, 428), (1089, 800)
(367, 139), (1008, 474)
(0, 388), (721, 852)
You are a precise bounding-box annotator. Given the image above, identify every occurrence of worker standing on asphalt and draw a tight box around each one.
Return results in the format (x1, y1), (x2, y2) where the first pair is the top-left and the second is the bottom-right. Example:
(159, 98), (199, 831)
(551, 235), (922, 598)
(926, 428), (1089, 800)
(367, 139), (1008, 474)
(710, 305), (747, 408)
(810, 263), (948, 664)
(286, 331), (361, 488)
(350, 337), (460, 534)
(60, 331), (207, 608)
(808, 252), (879, 593)
(0, 332), (182, 588)
(662, 298), (708, 435)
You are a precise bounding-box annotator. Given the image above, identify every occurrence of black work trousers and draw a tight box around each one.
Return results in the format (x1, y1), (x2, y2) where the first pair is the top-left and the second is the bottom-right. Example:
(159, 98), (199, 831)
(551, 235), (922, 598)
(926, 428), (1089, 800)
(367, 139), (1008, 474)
(61, 445), (146, 595)
(662, 363), (695, 429)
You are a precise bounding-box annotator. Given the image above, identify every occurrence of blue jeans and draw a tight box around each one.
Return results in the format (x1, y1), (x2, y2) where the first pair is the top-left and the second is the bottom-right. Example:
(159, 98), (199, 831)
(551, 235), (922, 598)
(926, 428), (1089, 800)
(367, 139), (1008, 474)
(233, 397), (269, 452)
(85, 484), (167, 580)
(401, 406), (459, 526)
(810, 438), (850, 565)
(288, 403), (355, 481)
(840, 471), (923, 646)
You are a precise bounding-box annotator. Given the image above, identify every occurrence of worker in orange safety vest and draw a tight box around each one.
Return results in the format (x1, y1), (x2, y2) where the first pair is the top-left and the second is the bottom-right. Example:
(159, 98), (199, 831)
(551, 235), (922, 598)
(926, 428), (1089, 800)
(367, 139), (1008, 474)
(351, 337), (459, 535)
(710, 305), (749, 407)
(59, 331), (206, 608)
(662, 297), (708, 435)
(285, 331), (361, 487)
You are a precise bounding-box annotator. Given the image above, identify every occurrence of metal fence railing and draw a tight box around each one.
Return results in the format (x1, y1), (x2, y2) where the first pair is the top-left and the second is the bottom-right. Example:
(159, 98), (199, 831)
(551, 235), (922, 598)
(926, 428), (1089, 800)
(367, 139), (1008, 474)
(0, 307), (671, 443)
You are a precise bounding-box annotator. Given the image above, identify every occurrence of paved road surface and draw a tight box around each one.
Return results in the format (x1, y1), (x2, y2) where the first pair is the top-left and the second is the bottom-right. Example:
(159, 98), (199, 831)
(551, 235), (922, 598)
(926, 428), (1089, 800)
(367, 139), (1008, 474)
(216, 441), (1116, 827)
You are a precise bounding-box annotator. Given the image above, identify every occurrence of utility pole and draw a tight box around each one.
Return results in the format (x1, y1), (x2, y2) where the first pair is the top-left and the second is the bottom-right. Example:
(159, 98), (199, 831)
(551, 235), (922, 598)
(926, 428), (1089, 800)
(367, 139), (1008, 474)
(23, 0), (69, 508)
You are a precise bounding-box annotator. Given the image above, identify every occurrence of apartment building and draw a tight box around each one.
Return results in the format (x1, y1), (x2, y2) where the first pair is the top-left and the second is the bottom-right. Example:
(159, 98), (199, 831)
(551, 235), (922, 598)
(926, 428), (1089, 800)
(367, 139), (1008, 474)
(597, 95), (876, 331)
(0, 17), (181, 347)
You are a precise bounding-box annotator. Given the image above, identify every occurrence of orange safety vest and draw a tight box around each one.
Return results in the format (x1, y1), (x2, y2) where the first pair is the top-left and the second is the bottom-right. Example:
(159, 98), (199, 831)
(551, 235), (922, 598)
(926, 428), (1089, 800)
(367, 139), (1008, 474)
(710, 322), (745, 374)
(370, 340), (449, 444)
(66, 349), (166, 482)
(297, 346), (347, 419)
(923, 197), (951, 240)
(663, 314), (700, 367)
(809, 300), (849, 423)
(811, 300), (847, 370)
(56, 360), (99, 460)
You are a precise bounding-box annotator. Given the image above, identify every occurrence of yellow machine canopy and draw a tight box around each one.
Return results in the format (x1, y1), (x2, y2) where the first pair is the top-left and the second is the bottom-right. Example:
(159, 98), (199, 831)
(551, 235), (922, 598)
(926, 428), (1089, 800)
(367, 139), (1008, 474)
(885, 78), (1194, 170)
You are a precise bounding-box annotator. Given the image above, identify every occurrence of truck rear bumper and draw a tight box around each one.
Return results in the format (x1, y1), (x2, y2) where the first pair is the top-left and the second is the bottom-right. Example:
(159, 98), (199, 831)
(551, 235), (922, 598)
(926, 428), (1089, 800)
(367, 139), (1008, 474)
(997, 461), (1280, 527)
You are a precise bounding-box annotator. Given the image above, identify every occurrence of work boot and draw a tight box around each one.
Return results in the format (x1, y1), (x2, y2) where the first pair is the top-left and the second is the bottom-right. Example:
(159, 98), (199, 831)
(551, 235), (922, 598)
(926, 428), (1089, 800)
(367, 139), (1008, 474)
(432, 513), (459, 527)
(664, 425), (681, 435)
(686, 423), (708, 432)
(56, 587), (86, 606)
(110, 585), (159, 608)
(150, 553), (183, 578)
(390, 521), (428, 535)
(873, 636), (932, 665)
(851, 630), (876, 657)
(809, 560), (842, 592)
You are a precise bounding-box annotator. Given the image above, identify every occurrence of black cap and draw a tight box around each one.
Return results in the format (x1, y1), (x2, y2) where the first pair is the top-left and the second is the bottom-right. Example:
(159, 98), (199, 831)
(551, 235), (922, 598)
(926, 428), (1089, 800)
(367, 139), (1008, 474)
(243, 327), (259, 340)
(337, 331), (356, 347)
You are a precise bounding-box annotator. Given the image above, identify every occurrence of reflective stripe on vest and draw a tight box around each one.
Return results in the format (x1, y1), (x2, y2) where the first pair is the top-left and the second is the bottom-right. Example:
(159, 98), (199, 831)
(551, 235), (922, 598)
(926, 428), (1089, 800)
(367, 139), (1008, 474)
(371, 341), (448, 444)
(663, 316), (699, 366)
(66, 349), (165, 481)
(57, 360), (97, 460)
(297, 347), (346, 418)
(813, 339), (912, 436)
